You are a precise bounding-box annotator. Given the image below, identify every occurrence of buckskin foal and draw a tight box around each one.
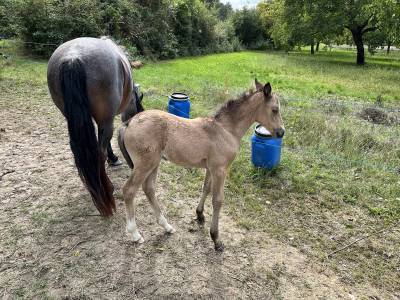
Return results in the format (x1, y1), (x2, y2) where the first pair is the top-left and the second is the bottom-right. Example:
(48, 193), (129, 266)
(118, 80), (285, 251)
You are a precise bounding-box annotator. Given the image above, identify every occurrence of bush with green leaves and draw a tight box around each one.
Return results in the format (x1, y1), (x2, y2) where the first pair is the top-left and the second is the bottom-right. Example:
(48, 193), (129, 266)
(213, 19), (241, 52)
(172, 0), (217, 56)
(231, 7), (270, 50)
(0, 0), (22, 38)
(2, 0), (268, 58)
(18, 0), (102, 56)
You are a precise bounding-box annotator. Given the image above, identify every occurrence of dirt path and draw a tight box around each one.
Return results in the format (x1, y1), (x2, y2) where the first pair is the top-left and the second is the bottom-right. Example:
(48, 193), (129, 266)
(0, 104), (390, 299)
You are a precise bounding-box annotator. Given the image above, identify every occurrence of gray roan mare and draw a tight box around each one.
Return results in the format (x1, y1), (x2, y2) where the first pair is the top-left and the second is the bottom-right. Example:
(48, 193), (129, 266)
(47, 37), (143, 216)
(118, 80), (285, 251)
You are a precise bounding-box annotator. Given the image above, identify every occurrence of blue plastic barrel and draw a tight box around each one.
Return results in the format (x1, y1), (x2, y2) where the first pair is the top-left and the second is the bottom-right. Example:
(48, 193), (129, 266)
(168, 93), (190, 118)
(251, 124), (282, 169)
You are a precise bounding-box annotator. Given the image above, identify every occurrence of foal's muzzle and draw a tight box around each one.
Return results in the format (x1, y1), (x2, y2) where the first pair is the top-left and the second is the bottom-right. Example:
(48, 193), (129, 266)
(275, 128), (285, 138)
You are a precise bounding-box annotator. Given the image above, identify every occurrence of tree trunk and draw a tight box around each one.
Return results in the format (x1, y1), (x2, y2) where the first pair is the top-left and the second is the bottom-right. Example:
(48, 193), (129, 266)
(311, 41), (315, 55)
(387, 40), (391, 54)
(351, 29), (365, 65)
(316, 41), (320, 52)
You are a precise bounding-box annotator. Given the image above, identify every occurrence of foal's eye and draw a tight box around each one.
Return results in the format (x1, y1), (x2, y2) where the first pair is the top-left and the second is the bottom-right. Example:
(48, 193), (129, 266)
(272, 108), (279, 114)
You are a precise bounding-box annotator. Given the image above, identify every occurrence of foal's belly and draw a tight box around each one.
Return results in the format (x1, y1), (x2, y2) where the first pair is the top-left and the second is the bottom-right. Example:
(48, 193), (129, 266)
(163, 135), (209, 168)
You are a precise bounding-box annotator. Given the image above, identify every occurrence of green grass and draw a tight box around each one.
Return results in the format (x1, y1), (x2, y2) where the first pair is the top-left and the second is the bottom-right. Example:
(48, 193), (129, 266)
(1, 44), (399, 293)
(134, 49), (400, 292)
(132, 48), (400, 219)
(135, 49), (400, 110)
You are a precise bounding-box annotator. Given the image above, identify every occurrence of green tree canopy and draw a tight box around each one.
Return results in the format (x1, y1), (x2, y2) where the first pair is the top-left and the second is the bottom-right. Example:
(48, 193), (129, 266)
(263, 0), (399, 64)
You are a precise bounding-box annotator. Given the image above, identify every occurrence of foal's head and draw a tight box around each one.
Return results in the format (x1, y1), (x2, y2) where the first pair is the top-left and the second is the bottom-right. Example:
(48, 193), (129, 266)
(253, 79), (285, 138)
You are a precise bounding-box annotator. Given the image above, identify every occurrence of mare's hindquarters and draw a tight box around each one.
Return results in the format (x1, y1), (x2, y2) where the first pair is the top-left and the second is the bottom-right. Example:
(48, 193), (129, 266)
(59, 58), (115, 216)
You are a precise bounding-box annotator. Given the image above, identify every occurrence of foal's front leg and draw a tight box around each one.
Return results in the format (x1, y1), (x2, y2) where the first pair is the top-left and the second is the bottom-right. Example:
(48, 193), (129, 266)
(209, 167), (227, 252)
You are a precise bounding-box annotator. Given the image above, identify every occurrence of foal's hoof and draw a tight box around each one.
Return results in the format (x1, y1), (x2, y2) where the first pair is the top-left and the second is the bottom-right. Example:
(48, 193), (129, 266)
(108, 159), (123, 167)
(214, 241), (225, 252)
(134, 235), (145, 244)
(129, 232), (145, 244)
(165, 225), (176, 234)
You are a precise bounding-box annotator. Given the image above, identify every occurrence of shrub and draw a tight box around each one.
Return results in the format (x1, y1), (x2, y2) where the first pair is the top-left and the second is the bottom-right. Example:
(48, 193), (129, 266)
(214, 20), (236, 52)
(0, 0), (22, 38)
(18, 0), (102, 57)
(172, 0), (217, 57)
(231, 8), (268, 49)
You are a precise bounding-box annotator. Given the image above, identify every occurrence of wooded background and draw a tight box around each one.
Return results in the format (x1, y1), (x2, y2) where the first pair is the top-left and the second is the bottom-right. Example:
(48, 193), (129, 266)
(1, 0), (399, 64)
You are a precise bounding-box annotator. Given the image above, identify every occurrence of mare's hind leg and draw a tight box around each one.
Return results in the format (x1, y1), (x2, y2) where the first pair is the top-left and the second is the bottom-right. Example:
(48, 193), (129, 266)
(96, 119), (115, 197)
(196, 169), (211, 224)
(107, 143), (122, 166)
(142, 166), (175, 234)
(98, 119), (121, 166)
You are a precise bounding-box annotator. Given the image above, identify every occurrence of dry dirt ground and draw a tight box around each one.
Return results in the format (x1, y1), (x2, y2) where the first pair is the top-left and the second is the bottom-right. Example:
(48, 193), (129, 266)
(0, 95), (397, 299)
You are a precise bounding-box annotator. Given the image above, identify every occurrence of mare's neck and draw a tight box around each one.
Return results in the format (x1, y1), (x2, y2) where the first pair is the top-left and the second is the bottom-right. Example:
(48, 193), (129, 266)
(215, 96), (261, 140)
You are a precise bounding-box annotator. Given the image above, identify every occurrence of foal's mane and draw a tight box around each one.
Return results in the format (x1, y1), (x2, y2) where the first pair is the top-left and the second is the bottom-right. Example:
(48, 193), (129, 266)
(213, 88), (258, 120)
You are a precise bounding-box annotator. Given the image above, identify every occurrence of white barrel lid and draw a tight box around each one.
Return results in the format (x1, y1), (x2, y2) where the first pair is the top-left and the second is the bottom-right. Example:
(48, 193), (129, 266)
(255, 124), (272, 137)
(170, 93), (189, 101)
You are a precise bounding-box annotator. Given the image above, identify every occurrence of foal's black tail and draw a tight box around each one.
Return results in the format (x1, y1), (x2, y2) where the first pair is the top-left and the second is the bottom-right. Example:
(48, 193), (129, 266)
(59, 59), (115, 216)
(118, 123), (134, 169)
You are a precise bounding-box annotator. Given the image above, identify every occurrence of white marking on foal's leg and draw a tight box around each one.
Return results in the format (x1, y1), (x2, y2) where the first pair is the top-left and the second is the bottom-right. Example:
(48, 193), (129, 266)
(126, 219), (144, 243)
(158, 215), (175, 233)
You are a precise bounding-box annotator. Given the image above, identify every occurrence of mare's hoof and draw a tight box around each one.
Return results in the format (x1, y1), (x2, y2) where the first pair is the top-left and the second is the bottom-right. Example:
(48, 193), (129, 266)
(196, 210), (205, 224)
(196, 214), (205, 225)
(108, 159), (123, 167)
(214, 242), (225, 252)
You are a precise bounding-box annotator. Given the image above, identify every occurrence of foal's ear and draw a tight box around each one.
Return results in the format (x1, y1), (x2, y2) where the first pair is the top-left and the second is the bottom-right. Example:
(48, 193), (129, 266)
(255, 78), (264, 91)
(263, 83), (272, 98)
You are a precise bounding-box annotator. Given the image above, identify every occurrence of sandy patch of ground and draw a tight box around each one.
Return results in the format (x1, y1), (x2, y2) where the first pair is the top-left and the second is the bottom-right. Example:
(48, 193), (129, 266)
(0, 105), (394, 299)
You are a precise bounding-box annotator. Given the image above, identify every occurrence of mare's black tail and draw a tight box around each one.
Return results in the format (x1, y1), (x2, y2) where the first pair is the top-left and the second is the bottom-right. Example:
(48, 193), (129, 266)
(59, 59), (115, 216)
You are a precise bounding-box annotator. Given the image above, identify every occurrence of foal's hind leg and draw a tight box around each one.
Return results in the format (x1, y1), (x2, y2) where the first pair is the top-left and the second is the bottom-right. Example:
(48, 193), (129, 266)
(142, 166), (175, 234)
(123, 165), (154, 243)
(196, 169), (211, 224)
